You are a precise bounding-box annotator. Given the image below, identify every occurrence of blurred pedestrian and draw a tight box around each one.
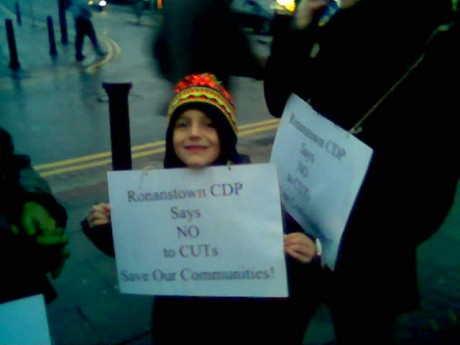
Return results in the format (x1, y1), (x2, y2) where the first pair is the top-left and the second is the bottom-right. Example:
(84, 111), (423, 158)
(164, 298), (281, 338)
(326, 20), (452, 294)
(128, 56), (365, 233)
(0, 127), (69, 304)
(133, 0), (144, 24)
(152, 0), (263, 89)
(82, 72), (326, 345)
(264, 0), (459, 344)
(68, 0), (106, 61)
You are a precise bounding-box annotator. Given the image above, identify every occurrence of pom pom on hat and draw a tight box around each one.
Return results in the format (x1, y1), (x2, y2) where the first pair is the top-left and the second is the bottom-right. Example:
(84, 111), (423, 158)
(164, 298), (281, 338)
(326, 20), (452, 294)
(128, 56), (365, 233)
(167, 73), (237, 134)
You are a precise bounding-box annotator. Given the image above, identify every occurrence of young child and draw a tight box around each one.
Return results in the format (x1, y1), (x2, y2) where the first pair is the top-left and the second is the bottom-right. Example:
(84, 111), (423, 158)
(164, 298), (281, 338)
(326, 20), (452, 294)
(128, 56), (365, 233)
(82, 73), (324, 345)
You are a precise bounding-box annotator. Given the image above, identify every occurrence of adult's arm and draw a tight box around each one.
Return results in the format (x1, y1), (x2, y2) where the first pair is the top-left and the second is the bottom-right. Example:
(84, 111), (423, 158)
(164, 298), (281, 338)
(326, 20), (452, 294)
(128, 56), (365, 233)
(263, 14), (318, 118)
(14, 154), (70, 278)
(0, 221), (58, 304)
(16, 154), (67, 227)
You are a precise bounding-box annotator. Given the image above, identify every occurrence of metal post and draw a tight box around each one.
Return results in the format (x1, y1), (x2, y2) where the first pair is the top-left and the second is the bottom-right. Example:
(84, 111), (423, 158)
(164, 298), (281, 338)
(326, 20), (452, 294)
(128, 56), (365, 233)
(15, 2), (22, 26)
(102, 82), (134, 171)
(58, 0), (68, 45)
(5, 19), (20, 70)
(47, 16), (58, 56)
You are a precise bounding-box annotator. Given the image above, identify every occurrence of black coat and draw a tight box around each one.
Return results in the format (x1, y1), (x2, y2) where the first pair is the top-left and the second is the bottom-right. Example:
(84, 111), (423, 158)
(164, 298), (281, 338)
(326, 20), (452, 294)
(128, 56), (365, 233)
(264, 0), (459, 342)
(152, 0), (263, 87)
(0, 154), (67, 304)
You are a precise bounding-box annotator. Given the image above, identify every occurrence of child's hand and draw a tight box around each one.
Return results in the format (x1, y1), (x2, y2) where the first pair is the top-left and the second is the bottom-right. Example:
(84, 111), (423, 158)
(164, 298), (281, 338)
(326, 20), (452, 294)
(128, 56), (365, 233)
(87, 203), (111, 228)
(284, 233), (318, 263)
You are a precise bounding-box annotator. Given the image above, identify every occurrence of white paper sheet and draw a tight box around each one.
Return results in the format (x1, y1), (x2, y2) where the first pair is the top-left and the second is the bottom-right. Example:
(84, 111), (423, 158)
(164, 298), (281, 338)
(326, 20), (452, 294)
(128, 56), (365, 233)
(270, 94), (373, 269)
(0, 294), (51, 345)
(107, 163), (288, 297)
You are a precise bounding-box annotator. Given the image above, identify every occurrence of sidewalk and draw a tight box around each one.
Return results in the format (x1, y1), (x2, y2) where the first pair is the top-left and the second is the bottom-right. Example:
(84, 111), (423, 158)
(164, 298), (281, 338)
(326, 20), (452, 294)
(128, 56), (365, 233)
(0, 3), (159, 83)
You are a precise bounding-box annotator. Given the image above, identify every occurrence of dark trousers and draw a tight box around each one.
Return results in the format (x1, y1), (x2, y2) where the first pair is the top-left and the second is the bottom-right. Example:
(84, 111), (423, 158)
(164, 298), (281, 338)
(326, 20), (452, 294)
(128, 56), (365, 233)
(74, 17), (102, 58)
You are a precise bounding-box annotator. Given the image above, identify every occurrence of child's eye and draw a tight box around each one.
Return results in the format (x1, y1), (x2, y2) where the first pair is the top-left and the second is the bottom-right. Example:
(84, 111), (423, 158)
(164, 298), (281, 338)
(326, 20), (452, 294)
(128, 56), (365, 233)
(175, 121), (188, 128)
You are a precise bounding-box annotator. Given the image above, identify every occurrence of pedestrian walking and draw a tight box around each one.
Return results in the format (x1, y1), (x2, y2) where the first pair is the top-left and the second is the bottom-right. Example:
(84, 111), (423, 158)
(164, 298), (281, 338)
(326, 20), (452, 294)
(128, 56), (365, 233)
(152, 0), (263, 89)
(133, 0), (144, 24)
(68, 0), (106, 61)
(264, 0), (459, 344)
(81, 72), (327, 345)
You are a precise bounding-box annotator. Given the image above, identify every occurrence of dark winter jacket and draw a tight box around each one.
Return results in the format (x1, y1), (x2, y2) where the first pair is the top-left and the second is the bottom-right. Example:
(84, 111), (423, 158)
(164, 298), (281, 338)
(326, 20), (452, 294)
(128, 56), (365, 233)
(152, 0), (263, 87)
(0, 151), (67, 304)
(264, 0), (459, 342)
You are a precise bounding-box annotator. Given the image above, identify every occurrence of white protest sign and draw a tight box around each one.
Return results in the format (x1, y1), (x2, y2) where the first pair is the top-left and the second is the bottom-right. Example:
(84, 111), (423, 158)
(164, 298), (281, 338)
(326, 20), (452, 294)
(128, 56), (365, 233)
(270, 94), (373, 269)
(107, 163), (288, 297)
(0, 294), (51, 345)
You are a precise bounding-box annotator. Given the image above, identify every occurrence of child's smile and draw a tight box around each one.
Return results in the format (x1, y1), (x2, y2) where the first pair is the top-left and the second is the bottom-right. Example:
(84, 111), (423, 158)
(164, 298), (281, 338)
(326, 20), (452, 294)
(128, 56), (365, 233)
(173, 109), (221, 167)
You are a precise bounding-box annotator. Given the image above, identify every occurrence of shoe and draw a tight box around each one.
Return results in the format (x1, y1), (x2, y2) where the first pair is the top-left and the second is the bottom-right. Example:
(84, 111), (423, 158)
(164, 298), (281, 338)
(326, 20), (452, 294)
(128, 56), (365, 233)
(76, 54), (86, 62)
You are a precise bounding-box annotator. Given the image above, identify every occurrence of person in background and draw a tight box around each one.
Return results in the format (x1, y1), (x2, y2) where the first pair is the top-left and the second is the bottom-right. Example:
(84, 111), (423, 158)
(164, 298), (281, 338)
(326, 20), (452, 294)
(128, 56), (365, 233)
(152, 0), (263, 89)
(68, 0), (106, 62)
(264, 0), (459, 344)
(0, 127), (69, 304)
(82, 72), (326, 345)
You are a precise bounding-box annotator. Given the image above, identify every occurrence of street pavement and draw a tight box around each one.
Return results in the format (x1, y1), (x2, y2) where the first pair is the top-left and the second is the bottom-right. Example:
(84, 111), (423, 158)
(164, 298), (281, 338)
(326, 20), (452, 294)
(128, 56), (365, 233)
(1, 2), (460, 345)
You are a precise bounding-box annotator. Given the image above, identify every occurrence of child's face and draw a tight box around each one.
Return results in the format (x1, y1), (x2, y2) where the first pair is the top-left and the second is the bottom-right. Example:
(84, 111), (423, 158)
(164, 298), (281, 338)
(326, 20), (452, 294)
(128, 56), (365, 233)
(173, 109), (221, 168)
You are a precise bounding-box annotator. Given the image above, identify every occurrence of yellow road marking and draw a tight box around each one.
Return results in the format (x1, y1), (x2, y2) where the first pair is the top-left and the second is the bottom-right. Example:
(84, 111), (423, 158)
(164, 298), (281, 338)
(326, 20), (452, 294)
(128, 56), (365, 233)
(36, 119), (280, 177)
(86, 36), (119, 73)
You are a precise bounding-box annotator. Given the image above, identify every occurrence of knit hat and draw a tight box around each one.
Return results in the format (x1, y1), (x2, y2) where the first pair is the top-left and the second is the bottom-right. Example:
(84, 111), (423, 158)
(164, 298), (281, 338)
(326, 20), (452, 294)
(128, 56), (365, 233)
(163, 73), (249, 168)
(166, 73), (237, 134)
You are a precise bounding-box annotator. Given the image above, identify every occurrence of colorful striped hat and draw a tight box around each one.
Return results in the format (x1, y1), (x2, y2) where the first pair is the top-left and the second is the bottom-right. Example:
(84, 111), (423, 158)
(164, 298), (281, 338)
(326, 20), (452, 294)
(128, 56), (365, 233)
(167, 73), (237, 134)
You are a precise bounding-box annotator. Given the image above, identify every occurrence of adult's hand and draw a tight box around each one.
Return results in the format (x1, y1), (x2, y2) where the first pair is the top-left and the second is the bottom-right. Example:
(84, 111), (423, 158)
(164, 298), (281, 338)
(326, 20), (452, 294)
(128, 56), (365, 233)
(294, 0), (329, 30)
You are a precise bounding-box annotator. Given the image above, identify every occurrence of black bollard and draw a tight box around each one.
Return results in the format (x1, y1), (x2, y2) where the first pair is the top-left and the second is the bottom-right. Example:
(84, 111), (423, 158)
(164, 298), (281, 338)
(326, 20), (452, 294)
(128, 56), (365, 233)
(5, 19), (20, 70)
(47, 16), (58, 56)
(102, 82), (133, 171)
(58, 0), (68, 45)
(15, 2), (22, 26)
